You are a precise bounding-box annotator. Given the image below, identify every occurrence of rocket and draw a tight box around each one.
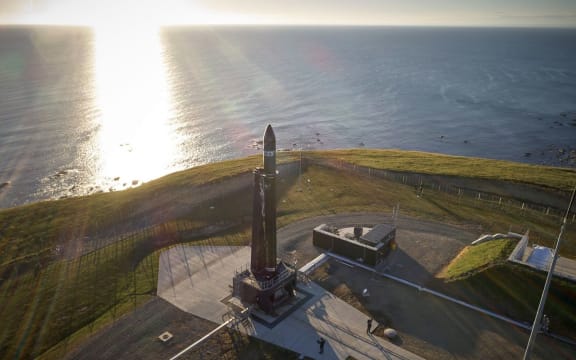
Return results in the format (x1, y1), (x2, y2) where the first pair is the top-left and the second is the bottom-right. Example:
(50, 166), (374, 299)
(250, 124), (278, 276)
(263, 124), (277, 273)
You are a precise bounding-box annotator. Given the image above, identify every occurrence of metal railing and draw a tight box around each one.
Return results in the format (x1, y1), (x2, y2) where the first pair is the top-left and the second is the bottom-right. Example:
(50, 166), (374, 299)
(233, 263), (295, 291)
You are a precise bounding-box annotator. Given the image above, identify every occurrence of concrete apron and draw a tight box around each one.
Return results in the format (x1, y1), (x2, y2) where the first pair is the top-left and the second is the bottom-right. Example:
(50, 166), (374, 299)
(157, 245), (424, 360)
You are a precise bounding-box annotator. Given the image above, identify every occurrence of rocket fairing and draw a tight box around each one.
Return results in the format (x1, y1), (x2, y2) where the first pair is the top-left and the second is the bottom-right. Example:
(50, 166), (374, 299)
(263, 124), (276, 176)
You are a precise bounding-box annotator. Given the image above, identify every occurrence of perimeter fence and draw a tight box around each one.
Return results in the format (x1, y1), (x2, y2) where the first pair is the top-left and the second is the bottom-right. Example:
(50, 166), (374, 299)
(307, 157), (575, 224)
(18, 222), (250, 359)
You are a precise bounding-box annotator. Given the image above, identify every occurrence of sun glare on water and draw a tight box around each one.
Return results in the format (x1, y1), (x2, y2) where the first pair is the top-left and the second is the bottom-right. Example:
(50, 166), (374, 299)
(92, 25), (176, 188)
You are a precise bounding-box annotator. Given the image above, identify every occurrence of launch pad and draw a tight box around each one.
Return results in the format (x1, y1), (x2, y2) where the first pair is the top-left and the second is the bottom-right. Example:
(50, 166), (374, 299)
(231, 124), (298, 315)
(227, 282), (312, 328)
(232, 261), (298, 316)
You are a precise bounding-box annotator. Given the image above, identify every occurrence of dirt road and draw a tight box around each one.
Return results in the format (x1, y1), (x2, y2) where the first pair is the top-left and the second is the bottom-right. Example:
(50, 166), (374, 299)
(277, 212), (479, 284)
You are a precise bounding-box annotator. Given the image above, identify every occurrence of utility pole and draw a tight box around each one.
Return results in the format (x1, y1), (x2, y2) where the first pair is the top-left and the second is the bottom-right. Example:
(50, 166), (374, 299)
(523, 187), (575, 359)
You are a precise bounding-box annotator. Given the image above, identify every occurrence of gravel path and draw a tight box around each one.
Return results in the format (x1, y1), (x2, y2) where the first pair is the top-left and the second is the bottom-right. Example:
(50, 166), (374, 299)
(277, 212), (479, 285)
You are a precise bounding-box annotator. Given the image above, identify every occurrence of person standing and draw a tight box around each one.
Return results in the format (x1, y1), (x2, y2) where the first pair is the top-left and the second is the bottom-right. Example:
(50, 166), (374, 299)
(317, 337), (325, 354)
(367, 318), (373, 334)
(542, 314), (551, 333)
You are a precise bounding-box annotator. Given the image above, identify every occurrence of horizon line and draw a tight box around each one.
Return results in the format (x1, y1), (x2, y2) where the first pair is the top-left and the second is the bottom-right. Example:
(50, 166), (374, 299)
(1, 22), (576, 30)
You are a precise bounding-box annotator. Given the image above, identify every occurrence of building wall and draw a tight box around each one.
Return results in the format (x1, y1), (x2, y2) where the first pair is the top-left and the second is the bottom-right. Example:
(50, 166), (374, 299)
(313, 229), (388, 266)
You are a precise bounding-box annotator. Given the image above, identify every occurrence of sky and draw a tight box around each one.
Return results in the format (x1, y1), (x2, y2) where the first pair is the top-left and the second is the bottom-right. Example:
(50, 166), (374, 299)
(1, 0), (575, 27)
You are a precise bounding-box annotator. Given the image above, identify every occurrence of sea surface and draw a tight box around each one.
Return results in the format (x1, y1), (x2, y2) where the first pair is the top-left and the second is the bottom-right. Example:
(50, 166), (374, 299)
(1, 26), (575, 208)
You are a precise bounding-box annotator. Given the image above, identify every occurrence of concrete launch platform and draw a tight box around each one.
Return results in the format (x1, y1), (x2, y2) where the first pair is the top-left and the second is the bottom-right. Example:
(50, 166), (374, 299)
(157, 245), (424, 360)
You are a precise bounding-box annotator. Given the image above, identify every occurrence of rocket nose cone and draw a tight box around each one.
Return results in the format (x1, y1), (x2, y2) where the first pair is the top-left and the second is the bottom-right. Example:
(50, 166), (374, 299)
(264, 124), (276, 149)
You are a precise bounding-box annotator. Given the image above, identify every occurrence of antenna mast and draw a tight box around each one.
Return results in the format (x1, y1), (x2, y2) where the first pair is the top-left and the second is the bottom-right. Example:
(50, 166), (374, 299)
(523, 186), (576, 359)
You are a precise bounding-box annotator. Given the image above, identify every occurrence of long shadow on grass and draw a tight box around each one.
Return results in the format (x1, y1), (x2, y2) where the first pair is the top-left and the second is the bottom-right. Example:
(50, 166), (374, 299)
(428, 263), (576, 342)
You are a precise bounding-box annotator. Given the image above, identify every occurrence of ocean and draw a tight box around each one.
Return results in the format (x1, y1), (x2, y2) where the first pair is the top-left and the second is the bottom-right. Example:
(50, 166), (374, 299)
(0, 26), (575, 208)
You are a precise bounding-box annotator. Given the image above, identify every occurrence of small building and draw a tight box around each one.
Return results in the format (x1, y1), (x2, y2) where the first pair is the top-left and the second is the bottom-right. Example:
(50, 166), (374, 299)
(313, 223), (396, 266)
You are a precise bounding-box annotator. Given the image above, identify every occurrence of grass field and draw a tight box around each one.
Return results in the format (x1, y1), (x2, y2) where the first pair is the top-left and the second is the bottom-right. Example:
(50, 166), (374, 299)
(437, 238), (518, 280)
(308, 149), (576, 190)
(1, 149), (575, 359)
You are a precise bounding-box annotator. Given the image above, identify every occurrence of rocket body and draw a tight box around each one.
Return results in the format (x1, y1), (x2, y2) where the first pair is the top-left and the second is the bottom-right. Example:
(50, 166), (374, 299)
(250, 125), (278, 276)
(250, 168), (265, 274)
(262, 125), (277, 273)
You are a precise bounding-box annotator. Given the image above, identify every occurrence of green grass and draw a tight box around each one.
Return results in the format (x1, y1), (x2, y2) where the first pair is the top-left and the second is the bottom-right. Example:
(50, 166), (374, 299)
(0, 153), (297, 279)
(1, 234), (158, 359)
(438, 238), (518, 280)
(435, 263), (576, 338)
(1, 149), (575, 358)
(307, 149), (576, 190)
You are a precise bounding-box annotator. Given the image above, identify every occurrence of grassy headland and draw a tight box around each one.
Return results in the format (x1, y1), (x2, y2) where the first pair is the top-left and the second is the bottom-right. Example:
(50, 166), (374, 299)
(308, 149), (576, 190)
(0, 149), (575, 358)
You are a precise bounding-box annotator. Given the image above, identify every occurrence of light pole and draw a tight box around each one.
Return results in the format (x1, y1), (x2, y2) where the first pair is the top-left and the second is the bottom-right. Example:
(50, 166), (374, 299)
(523, 187), (575, 359)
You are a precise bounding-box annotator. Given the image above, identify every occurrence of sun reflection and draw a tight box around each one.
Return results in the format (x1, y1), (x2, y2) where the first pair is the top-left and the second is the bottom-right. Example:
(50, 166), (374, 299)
(92, 25), (176, 188)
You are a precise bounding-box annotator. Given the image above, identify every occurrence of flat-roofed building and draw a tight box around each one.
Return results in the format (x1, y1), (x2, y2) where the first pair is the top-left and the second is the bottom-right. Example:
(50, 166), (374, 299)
(313, 223), (396, 266)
